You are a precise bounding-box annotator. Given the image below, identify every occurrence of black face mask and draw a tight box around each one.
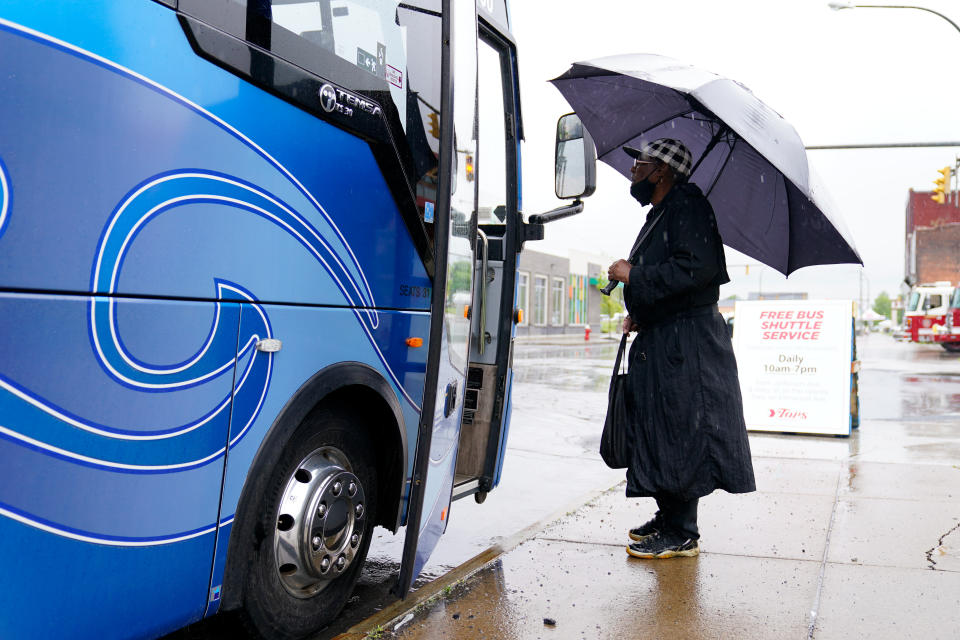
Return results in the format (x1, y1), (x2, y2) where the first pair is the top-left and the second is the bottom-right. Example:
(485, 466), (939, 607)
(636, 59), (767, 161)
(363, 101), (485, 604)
(630, 177), (655, 206)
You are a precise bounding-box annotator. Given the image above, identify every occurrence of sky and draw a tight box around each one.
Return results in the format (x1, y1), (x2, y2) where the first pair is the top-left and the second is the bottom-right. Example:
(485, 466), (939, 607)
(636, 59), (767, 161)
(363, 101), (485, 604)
(507, 0), (960, 307)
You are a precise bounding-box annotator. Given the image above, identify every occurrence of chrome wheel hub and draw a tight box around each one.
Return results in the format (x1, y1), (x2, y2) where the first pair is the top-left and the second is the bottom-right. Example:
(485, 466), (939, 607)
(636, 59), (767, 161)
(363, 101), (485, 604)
(274, 446), (366, 598)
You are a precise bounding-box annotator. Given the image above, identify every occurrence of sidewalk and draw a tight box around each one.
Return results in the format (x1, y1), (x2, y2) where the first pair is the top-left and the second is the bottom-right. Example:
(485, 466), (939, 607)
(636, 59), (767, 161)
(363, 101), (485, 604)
(384, 467), (959, 638)
(339, 338), (960, 639)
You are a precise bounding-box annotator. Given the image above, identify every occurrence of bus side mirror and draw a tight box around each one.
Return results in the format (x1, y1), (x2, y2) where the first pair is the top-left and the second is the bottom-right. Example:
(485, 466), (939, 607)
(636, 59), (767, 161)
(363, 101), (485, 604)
(555, 113), (597, 200)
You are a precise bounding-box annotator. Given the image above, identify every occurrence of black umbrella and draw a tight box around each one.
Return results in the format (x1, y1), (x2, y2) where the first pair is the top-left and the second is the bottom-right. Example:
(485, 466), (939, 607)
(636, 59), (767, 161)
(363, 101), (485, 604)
(551, 53), (862, 275)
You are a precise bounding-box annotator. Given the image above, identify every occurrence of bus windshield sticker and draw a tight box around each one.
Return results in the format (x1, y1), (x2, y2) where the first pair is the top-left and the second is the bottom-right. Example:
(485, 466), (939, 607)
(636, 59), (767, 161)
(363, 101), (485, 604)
(357, 48), (379, 76)
(387, 65), (403, 89)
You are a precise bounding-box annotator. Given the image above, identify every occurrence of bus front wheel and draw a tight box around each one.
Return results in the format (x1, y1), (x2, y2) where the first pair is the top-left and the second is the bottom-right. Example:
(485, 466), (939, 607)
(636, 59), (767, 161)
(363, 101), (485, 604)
(942, 342), (960, 353)
(240, 406), (377, 639)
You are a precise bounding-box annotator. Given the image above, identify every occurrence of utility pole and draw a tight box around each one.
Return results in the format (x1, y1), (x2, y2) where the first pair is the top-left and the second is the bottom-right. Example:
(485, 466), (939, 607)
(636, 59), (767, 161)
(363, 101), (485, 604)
(954, 155), (960, 207)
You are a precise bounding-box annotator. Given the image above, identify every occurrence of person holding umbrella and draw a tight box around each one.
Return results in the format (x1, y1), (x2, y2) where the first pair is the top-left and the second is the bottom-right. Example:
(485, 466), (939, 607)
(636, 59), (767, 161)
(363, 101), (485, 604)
(553, 53), (861, 559)
(607, 137), (756, 559)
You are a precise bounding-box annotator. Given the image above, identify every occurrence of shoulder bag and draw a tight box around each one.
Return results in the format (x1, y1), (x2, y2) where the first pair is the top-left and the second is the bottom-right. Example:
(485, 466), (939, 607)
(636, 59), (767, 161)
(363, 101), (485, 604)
(600, 333), (633, 469)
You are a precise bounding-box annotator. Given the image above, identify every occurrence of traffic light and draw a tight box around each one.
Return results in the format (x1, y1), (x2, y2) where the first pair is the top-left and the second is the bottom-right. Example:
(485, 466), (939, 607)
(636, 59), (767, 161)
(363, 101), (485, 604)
(932, 166), (951, 204)
(427, 112), (440, 139)
(465, 154), (474, 181)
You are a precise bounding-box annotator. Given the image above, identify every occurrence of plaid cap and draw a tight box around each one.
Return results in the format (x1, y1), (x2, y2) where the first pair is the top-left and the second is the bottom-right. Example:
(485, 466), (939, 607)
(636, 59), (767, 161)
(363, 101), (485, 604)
(623, 138), (693, 178)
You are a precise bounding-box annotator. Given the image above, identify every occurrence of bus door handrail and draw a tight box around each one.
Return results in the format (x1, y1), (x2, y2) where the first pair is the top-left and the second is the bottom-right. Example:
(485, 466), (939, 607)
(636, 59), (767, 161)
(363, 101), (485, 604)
(477, 228), (489, 355)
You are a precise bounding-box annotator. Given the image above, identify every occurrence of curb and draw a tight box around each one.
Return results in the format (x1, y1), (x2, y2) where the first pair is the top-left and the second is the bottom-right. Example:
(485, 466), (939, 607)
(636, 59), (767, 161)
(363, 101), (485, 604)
(332, 480), (625, 639)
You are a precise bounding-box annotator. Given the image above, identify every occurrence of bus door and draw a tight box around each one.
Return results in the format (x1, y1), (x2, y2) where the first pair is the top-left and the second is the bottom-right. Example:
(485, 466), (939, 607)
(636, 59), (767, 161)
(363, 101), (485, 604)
(397, 0), (478, 597)
(451, 19), (522, 504)
(453, 102), (596, 503)
(397, 2), (595, 595)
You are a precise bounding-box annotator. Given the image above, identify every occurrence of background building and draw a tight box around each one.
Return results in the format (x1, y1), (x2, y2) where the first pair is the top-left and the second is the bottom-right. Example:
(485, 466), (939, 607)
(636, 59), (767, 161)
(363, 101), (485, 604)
(514, 249), (815, 336)
(514, 249), (608, 337)
(904, 189), (960, 287)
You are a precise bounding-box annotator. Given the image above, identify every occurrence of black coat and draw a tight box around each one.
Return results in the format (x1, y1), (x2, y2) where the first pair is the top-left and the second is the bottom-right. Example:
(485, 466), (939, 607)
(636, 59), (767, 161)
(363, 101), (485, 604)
(622, 182), (755, 500)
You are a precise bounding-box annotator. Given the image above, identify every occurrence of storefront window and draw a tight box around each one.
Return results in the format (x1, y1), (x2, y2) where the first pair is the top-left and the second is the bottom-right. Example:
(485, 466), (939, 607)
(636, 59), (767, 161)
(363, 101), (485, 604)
(517, 272), (529, 325)
(551, 278), (564, 326)
(534, 275), (547, 326)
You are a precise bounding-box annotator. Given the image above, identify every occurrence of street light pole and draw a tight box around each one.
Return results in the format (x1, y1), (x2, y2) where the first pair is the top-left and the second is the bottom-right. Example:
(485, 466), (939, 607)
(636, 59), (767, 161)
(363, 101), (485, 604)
(858, 269), (872, 320)
(859, 269), (863, 319)
(830, 1), (954, 316)
(828, 2), (960, 36)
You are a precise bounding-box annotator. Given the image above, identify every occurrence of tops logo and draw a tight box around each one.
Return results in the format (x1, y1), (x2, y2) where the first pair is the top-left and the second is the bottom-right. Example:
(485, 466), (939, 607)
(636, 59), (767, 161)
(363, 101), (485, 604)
(768, 408), (807, 419)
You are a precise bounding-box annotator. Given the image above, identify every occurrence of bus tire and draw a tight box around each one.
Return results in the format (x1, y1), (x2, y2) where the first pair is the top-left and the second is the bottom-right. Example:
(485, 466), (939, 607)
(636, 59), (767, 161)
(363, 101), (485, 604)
(942, 342), (960, 353)
(239, 405), (377, 640)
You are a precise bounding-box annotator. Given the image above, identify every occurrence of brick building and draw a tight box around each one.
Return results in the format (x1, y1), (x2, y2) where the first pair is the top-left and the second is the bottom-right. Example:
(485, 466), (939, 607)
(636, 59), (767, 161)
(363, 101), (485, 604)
(905, 190), (960, 286)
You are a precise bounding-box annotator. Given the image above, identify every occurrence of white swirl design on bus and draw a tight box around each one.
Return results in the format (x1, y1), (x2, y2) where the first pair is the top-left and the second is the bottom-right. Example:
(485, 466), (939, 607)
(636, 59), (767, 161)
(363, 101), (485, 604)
(2, 170), (409, 471)
(0, 16), (423, 545)
(0, 157), (9, 238)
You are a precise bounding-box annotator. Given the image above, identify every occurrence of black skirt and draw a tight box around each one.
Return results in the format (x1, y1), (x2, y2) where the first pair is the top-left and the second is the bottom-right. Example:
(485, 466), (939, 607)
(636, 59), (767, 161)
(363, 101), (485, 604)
(625, 306), (756, 500)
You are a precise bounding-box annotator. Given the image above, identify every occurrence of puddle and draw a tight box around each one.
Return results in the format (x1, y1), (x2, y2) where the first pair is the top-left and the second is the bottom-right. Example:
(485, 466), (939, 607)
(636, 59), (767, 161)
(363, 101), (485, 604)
(899, 373), (960, 418)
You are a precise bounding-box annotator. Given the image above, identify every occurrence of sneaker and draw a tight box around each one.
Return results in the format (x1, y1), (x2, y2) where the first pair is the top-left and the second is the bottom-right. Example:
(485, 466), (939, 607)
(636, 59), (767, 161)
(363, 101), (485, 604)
(626, 531), (699, 559)
(628, 514), (662, 542)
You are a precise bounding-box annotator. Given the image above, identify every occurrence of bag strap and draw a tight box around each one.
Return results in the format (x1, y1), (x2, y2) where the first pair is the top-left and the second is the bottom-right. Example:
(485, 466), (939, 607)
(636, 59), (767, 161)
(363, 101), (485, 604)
(612, 333), (629, 376)
(627, 209), (666, 266)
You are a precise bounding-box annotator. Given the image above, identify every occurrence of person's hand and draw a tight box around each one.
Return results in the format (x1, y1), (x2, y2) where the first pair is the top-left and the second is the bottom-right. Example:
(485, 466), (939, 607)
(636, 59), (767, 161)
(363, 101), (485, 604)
(622, 314), (638, 334)
(607, 259), (631, 284)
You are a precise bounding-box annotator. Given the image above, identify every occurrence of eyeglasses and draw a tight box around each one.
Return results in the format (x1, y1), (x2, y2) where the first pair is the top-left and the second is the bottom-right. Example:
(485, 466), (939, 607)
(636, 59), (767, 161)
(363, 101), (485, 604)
(631, 159), (656, 170)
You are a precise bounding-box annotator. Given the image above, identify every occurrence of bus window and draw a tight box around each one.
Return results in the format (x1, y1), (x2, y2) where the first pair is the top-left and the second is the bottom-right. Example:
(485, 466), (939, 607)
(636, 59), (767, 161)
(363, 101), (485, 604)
(476, 36), (509, 224)
(183, 1), (406, 104)
(182, 0), (443, 226)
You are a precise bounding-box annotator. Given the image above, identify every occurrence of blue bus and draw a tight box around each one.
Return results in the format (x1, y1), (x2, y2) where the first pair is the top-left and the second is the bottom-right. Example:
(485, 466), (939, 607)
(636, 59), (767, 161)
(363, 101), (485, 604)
(0, 1), (595, 638)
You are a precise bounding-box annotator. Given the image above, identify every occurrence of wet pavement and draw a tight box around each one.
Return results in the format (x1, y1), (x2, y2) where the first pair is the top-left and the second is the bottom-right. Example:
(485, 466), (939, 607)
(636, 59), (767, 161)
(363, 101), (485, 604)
(172, 334), (960, 639)
(345, 334), (960, 639)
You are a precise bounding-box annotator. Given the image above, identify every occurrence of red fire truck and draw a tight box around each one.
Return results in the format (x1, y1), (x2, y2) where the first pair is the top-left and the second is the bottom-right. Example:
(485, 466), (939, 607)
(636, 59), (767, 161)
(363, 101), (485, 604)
(932, 286), (960, 352)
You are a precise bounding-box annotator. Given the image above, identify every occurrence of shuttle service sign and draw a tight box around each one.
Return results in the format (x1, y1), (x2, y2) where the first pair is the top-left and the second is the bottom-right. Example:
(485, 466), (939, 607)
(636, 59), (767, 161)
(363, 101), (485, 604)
(733, 300), (854, 436)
